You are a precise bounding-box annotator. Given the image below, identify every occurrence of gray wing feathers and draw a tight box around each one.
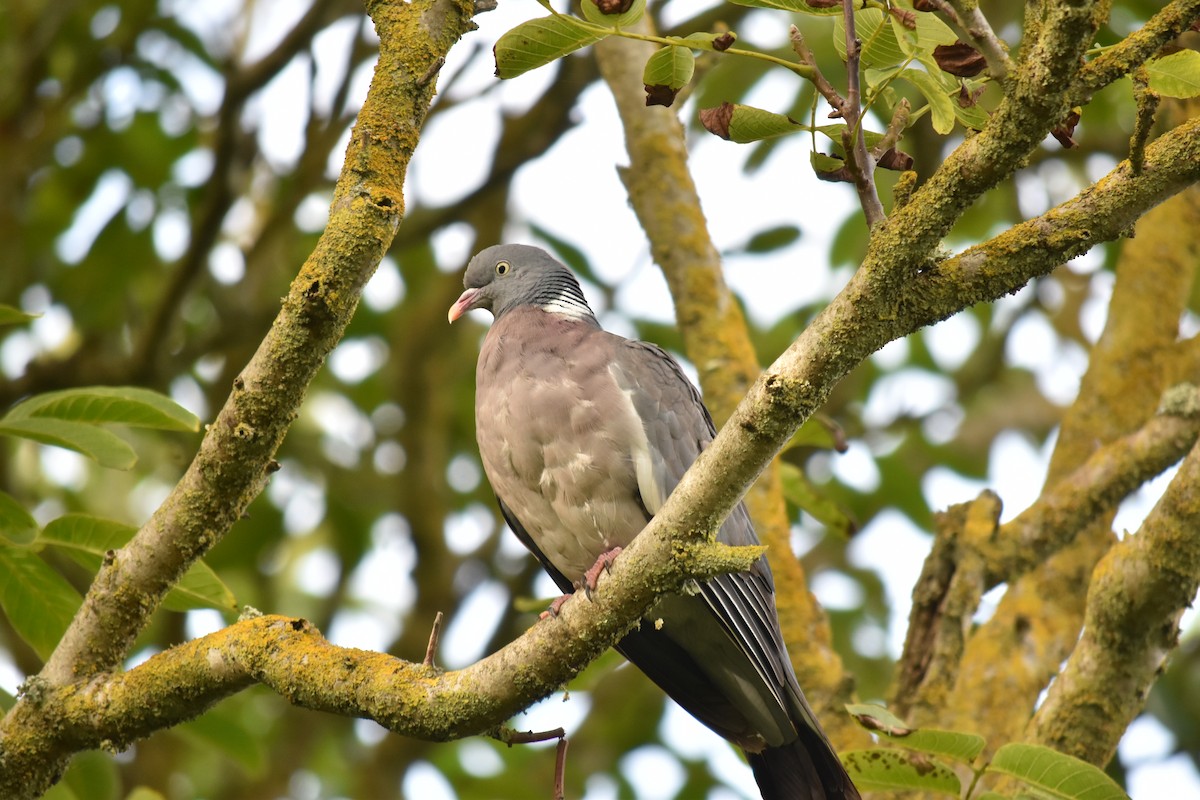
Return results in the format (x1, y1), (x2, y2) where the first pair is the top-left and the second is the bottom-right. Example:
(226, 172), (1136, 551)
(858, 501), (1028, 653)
(612, 337), (824, 741)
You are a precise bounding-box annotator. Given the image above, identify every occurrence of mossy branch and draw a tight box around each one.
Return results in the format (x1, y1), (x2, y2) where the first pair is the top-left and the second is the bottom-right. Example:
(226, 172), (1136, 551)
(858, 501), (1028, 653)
(1030, 427), (1200, 764)
(893, 391), (1200, 719)
(0, 0), (477, 795)
(1073, 0), (1200, 100)
(0, 509), (758, 800)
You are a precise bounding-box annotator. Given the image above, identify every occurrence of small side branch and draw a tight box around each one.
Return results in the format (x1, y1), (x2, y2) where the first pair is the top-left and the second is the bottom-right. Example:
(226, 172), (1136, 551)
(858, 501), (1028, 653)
(1029, 430), (1200, 764)
(424, 611), (445, 668)
(790, 16), (886, 229)
(495, 726), (569, 799)
(893, 388), (1200, 719)
(840, 2), (886, 228)
(1073, 0), (1200, 100)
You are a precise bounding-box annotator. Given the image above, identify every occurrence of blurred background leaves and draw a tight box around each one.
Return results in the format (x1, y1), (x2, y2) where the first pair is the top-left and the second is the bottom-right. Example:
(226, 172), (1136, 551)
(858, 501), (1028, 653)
(0, 0), (1197, 798)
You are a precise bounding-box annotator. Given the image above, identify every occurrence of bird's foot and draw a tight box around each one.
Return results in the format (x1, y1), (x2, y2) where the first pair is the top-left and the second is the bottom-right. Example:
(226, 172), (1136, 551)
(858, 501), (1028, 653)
(582, 546), (623, 599)
(539, 593), (573, 620)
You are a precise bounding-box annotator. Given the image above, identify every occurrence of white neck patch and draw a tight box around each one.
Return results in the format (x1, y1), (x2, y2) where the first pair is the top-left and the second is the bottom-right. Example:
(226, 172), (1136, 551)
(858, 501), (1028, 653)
(541, 292), (593, 320)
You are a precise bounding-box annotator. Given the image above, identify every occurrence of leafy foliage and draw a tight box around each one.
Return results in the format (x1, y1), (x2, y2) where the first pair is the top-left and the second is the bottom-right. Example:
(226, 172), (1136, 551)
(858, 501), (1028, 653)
(1, 0), (1197, 798)
(844, 705), (1129, 799)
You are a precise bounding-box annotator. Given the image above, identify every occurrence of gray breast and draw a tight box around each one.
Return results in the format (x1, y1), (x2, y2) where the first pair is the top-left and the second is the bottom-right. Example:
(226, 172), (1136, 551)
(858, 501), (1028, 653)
(475, 309), (653, 581)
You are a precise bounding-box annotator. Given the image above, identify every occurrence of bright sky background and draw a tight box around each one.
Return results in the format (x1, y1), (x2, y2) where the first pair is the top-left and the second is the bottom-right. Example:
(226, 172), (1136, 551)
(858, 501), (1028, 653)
(2, 1), (1197, 798)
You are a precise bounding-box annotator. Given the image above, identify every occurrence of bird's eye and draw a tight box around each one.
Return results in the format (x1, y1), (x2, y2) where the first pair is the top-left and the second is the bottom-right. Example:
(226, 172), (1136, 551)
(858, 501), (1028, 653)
(495, 261), (511, 276)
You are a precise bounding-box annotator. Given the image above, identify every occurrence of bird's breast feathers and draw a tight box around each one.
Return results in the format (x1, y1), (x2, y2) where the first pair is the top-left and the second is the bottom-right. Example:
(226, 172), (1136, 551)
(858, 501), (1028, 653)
(475, 310), (659, 580)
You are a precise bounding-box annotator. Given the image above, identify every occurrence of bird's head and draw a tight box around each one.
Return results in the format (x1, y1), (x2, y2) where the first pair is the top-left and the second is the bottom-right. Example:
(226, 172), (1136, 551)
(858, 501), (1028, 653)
(448, 244), (595, 323)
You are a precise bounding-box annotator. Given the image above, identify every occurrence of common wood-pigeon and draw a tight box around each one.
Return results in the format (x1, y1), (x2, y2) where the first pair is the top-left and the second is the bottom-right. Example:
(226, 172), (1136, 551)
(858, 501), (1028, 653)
(450, 244), (859, 800)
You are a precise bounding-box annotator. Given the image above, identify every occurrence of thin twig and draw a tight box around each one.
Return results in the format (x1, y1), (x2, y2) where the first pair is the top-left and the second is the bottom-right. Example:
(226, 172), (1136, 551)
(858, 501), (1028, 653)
(494, 726), (570, 797)
(417, 56), (446, 88)
(870, 98), (911, 160)
(423, 611), (444, 667)
(840, 1), (886, 227)
(789, 25), (844, 114)
(554, 737), (569, 800)
(1128, 66), (1160, 175)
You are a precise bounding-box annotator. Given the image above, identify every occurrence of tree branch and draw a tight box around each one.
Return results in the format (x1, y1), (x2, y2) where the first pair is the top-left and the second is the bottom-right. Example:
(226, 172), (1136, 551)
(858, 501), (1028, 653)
(1072, 0), (1200, 101)
(0, 0), (478, 793)
(1030, 396), (1200, 764)
(930, 113), (1200, 746)
(0, 531), (761, 800)
(840, 0), (886, 227)
(893, 391), (1200, 718)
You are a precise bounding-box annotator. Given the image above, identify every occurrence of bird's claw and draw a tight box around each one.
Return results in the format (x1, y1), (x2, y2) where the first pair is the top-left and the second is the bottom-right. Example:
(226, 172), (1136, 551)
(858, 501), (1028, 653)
(539, 593), (572, 620)
(581, 546), (623, 599)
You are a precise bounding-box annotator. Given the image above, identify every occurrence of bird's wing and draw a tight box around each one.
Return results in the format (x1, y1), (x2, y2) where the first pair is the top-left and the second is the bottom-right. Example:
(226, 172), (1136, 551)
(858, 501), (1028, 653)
(610, 338), (826, 741)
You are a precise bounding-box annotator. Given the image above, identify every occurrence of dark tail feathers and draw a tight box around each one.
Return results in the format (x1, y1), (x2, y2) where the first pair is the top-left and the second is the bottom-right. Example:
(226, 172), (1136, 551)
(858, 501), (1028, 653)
(747, 732), (861, 800)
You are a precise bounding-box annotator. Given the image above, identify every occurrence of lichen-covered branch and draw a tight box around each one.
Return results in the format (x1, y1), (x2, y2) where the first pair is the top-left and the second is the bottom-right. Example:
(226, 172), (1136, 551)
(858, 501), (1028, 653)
(1073, 0), (1200, 100)
(1029, 423), (1200, 764)
(0, 530), (761, 800)
(991, 402), (1200, 583)
(593, 22), (865, 747)
(893, 391), (1200, 720)
(932, 117), (1200, 753)
(891, 491), (1002, 723)
(0, 0), (477, 793)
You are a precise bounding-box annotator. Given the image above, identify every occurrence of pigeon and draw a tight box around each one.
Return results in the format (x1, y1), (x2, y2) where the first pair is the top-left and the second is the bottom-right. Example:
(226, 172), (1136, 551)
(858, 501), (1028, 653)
(450, 244), (860, 800)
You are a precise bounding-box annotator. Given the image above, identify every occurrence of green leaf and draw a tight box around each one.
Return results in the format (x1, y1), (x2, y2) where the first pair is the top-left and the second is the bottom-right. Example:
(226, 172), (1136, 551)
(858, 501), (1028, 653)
(167, 559), (237, 612)
(1145, 50), (1200, 98)
(847, 702), (912, 732)
(643, 45), (695, 90)
(779, 462), (856, 538)
(848, 704), (988, 763)
(743, 224), (802, 254)
(989, 743), (1130, 800)
(0, 418), (137, 469)
(0, 546), (82, 660)
(842, 748), (961, 795)
(948, 85), (992, 130)
(728, 106), (806, 142)
(5, 386), (200, 431)
(892, 5), (958, 56)
(729, 0), (842, 15)
(0, 684), (15, 712)
(41, 514), (237, 611)
(810, 150), (847, 174)
(814, 123), (888, 150)
(494, 15), (605, 79)
(892, 728), (987, 763)
(670, 31), (739, 52)
(0, 491), (38, 546)
(783, 414), (844, 451)
(0, 304), (40, 327)
(899, 68), (957, 134)
(579, 0), (645, 27)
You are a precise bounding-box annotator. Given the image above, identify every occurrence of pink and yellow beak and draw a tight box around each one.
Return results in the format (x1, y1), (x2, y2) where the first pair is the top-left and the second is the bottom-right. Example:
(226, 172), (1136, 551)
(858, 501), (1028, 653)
(448, 287), (482, 323)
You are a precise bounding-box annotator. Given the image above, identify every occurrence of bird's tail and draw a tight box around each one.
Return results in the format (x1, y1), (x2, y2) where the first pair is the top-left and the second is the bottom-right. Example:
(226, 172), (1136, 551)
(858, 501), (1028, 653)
(747, 730), (861, 800)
